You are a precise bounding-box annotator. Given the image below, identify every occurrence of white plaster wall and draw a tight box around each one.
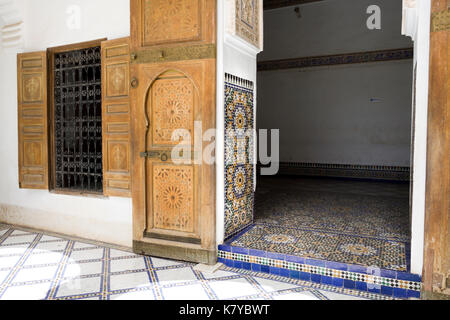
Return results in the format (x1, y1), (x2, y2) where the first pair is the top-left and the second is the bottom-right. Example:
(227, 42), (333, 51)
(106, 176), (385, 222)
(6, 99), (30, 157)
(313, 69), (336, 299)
(0, 0), (132, 247)
(258, 60), (413, 166)
(257, 0), (414, 166)
(259, 0), (413, 61)
(409, 0), (430, 276)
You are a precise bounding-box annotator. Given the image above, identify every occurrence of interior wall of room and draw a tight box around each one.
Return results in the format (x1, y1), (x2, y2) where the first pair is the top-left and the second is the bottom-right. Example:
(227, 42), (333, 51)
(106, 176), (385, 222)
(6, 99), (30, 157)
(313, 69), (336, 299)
(0, 0), (132, 247)
(257, 0), (414, 166)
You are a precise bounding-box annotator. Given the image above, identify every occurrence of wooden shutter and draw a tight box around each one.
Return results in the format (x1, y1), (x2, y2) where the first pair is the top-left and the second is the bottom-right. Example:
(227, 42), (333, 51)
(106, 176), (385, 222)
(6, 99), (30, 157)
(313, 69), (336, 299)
(17, 52), (48, 189)
(101, 37), (132, 197)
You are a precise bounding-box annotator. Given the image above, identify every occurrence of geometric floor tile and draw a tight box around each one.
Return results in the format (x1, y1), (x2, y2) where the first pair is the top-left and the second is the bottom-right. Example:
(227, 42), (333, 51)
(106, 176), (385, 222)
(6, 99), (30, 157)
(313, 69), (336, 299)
(10, 230), (32, 236)
(1, 282), (52, 300)
(201, 269), (237, 280)
(0, 270), (10, 284)
(109, 289), (155, 300)
(230, 176), (411, 271)
(207, 278), (260, 300)
(63, 261), (104, 278)
(110, 257), (146, 273)
(55, 276), (102, 298)
(12, 265), (58, 283)
(40, 235), (65, 242)
(0, 245), (28, 257)
(156, 267), (198, 286)
(1, 234), (36, 246)
(0, 255), (22, 269)
(317, 290), (369, 300)
(161, 284), (209, 300)
(109, 249), (136, 259)
(72, 242), (99, 250)
(0, 224), (390, 300)
(252, 277), (299, 293)
(34, 240), (68, 252)
(272, 290), (320, 300)
(23, 252), (64, 266)
(109, 272), (151, 291)
(150, 257), (184, 268)
(69, 248), (105, 262)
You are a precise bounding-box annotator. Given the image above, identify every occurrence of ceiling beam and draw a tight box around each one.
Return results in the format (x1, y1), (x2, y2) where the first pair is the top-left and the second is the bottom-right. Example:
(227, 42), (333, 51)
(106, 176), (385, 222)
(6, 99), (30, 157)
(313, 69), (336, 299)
(264, 0), (325, 10)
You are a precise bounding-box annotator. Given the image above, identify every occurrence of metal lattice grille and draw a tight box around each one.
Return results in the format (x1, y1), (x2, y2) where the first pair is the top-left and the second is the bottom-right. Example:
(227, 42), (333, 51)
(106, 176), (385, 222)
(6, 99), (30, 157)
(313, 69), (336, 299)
(54, 46), (103, 193)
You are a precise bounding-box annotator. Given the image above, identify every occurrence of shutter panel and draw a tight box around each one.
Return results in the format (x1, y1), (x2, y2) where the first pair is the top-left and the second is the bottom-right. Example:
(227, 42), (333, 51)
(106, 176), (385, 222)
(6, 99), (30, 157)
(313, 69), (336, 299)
(17, 52), (49, 189)
(101, 37), (132, 197)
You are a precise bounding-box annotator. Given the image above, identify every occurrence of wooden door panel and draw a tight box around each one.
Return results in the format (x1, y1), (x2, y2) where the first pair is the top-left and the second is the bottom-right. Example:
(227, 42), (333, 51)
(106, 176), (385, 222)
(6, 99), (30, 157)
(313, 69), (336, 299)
(142, 0), (201, 46)
(151, 74), (195, 146)
(144, 70), (199, 242)
(17, 52), (48, 189)
(130, 0), (215, 51)
(101, 37), (132, 197)
(152, 164), (195, 233)
(131, 59), (216, 263)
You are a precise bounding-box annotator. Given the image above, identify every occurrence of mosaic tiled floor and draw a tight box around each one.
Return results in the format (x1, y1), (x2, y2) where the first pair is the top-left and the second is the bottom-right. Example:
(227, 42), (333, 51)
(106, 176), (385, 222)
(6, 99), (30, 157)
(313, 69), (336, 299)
(230, 176), (411, 271)
(0, 223), (388, 300)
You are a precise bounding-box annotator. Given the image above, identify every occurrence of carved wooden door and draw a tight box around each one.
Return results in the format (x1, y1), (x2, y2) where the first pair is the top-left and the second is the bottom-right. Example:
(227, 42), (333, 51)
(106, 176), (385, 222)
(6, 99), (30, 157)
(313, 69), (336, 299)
(130, 0), (216, 264)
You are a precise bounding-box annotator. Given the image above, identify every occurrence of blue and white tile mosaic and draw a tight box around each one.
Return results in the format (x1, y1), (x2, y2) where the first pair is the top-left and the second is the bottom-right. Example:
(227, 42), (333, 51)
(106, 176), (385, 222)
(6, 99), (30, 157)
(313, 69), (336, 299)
(224, 73), (255, 239)
(219, 177), (421, 299)
(218, 246), (421, 299)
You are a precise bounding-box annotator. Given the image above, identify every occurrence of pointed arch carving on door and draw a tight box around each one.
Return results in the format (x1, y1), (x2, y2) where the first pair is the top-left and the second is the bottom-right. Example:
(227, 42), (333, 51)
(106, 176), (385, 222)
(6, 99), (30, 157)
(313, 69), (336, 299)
(141, 69), (200, 237)
(131, 59), (216, 264)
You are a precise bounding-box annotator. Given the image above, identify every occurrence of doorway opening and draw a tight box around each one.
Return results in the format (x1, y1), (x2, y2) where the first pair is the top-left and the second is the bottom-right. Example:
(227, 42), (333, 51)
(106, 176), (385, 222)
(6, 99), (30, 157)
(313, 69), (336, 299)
(220, 0), (421, 297)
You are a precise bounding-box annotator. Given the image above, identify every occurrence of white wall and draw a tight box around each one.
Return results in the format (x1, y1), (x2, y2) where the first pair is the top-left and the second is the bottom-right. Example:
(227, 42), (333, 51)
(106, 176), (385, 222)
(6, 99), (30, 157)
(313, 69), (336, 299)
(257, 0), (414, 166)
(0, 0), (132, 247)
(259, 0), (413, 61)
(258, 60), (414, 166)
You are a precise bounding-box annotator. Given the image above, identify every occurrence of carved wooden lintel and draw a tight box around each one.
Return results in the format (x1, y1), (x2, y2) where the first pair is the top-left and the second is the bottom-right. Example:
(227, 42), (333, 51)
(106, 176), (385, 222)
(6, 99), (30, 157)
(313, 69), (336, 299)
(130, 44), (216, 64)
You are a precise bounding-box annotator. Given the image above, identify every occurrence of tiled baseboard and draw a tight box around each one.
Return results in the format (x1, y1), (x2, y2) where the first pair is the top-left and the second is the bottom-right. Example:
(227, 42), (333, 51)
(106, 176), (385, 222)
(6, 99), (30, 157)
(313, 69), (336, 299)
(259, 163), (411, 181)
(218, 244), (422, 299)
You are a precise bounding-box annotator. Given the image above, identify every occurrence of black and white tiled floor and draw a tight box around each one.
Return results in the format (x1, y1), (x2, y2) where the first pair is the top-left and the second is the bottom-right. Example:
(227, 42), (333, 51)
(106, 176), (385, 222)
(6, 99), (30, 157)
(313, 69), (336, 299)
(0, 223), (383, 300)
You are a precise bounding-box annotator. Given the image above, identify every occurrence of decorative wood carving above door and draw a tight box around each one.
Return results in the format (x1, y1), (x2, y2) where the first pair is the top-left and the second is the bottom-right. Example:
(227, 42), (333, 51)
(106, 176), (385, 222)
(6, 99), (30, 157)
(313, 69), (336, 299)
(143, 0), (201, 46)
(131, 0), (216, 52)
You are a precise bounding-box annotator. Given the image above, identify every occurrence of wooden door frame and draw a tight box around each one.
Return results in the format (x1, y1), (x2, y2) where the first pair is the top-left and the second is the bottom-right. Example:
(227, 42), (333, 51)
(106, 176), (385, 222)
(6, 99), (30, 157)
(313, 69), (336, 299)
(422, 0), (450, 298)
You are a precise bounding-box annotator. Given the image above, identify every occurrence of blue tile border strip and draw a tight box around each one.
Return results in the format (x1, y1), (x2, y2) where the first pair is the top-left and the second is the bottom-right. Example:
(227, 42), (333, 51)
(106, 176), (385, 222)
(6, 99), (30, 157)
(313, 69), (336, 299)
(220, 266), (396, 300)
(218, 246), (422, 299)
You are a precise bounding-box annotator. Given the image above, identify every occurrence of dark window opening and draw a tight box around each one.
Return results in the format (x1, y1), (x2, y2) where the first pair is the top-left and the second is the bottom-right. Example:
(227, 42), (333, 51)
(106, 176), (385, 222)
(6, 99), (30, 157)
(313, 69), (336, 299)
(54, 46), (103, 193)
